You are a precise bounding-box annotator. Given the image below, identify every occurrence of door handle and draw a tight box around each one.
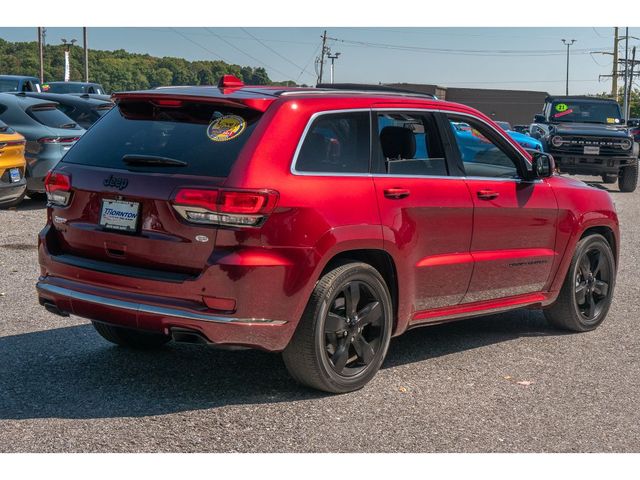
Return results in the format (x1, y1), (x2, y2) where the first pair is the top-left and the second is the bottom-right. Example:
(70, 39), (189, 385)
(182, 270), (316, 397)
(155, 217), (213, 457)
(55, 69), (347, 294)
(477, 189), (499, 200)
(383, 188), (411, 199)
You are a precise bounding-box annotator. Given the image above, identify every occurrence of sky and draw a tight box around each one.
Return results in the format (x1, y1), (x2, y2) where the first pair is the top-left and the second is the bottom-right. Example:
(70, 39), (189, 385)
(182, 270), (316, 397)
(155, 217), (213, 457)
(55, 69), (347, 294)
(2, 27), (639, 95)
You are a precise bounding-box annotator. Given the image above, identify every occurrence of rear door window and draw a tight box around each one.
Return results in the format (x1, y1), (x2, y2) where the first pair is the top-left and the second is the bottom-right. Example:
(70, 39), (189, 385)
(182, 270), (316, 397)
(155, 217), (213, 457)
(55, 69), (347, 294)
(295, 111), (370, 173)
(62, 99), (262, 177)
(374, 111), (448, 176)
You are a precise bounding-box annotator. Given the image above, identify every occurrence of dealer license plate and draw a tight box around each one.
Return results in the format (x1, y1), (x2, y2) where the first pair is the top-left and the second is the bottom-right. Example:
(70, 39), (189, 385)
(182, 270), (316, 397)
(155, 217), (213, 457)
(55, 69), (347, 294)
(99, 199), (140, 233)
(584, 146), (600, 155)
(9, 168), (20, 183)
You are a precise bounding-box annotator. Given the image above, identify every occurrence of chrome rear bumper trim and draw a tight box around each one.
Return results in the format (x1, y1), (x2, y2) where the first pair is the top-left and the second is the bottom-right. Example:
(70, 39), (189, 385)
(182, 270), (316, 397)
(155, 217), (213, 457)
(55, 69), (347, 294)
(36, 283), (287, 325)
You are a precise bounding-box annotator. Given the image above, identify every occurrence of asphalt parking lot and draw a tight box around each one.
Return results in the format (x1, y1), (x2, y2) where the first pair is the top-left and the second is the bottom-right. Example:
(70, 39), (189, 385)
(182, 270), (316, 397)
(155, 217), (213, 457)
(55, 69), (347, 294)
(1, 177), (639, 453)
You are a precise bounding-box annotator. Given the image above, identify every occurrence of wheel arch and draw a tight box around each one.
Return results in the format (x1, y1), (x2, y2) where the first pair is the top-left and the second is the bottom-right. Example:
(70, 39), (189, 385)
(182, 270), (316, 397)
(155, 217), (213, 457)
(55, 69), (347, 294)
(580, 225), (618, 265)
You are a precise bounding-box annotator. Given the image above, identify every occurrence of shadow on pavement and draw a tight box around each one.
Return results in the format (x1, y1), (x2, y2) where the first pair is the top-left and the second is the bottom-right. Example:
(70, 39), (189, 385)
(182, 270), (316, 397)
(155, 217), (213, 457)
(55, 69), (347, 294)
(0, 309), (562, 420)
(5, 197), (48, 212)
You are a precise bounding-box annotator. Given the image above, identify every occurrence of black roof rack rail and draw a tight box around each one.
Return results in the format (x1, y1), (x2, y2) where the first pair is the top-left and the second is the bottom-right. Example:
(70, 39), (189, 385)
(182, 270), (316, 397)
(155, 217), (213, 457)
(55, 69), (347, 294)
(315, 83), (437, 100)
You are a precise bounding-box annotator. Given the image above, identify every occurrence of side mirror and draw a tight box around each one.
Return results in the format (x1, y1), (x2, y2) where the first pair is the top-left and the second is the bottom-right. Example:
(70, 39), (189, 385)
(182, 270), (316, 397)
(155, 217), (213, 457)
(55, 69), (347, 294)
(533, 114), (546, 123)
(526, 150), (555, 179)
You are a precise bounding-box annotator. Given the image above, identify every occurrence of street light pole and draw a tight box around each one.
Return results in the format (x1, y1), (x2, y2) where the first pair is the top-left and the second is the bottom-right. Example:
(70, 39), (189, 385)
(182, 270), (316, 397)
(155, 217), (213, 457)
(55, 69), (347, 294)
(562, 39), (576, 95)
(327, 51), (341, 84)
(83, 27), (89, 83)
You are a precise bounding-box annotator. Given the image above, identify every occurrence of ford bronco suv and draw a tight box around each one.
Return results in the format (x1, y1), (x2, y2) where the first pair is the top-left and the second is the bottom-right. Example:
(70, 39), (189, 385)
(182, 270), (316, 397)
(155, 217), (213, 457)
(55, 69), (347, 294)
(36, 77), (619, 393)
(530, 96), (638, 192)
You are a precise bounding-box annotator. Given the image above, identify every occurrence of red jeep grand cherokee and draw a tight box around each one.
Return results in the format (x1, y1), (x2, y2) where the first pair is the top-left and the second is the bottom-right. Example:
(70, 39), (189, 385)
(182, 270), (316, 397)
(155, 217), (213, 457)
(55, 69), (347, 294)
(37, 77), (619, 393)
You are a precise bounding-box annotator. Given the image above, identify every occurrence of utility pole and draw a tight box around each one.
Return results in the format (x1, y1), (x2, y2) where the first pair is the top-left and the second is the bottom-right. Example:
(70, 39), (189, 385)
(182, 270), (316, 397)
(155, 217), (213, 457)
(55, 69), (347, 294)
(612, 27), (619, 100)
(318, 30), (328, 85)
(37, 27), (44, 83)
(83, 27), (89, 83)
(627, 46), (636, 121)
(562, 39), (576, 95)
(623, 27), (630, 120)
(327, 51), (341, 84)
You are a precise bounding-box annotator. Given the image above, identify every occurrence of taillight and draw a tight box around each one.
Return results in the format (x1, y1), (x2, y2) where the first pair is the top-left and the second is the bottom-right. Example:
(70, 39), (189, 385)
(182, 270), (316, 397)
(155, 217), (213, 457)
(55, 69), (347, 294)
(172, 188), (278, 227)
(38, 137), (80, 144)
(44, 171), (72, 206)
(1, 139), (26, 147)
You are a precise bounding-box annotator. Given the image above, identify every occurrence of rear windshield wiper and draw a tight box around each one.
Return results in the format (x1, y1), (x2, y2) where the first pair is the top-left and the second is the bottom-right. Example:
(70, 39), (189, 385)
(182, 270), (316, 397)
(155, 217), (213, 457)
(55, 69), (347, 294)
(122, 154), (188, 167)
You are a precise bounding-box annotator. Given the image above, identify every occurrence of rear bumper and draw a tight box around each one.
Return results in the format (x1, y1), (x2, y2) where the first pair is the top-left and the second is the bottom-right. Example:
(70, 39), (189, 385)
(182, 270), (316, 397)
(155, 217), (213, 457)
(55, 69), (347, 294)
(552, 153), (637, 175)
(36, 277), (295, 351)
(0, 176), (26, 205)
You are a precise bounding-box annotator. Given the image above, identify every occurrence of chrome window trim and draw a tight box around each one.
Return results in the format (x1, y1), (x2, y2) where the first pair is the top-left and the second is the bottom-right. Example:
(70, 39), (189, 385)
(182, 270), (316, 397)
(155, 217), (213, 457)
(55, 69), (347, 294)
(36, 283), (287, 325)
(290, 107), (534, 182)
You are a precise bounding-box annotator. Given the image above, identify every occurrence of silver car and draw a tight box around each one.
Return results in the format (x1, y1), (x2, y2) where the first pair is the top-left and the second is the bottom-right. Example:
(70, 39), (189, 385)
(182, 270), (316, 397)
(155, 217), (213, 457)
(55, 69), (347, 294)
(0, 93), (85, 195)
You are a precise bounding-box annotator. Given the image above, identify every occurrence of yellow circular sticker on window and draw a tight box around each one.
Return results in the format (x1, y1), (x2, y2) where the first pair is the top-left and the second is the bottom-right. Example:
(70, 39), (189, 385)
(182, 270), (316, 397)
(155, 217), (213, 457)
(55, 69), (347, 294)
(207, 115), (246, 142)
(555, 103), (569, 112)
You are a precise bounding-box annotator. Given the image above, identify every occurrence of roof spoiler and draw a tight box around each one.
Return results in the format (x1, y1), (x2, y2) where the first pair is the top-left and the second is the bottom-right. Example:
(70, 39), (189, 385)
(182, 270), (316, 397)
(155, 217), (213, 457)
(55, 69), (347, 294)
(316, 83), (437, 100)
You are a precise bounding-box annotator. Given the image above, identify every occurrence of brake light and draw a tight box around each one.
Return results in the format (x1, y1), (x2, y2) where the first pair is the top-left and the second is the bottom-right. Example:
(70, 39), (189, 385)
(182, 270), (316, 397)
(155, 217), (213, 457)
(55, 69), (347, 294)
(38, 137), (80, 144)
(1, 139), (26, 147)
(151, 99), (184, 108)
(44, 171), (72, 206)
(172, 188), (278, 227)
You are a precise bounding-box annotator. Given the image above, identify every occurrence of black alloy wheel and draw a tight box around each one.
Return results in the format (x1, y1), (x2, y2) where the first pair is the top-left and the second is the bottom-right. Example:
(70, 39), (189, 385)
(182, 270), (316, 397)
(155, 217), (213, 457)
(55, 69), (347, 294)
(574, 245), (612, 323)
(323, 280), (385, 376)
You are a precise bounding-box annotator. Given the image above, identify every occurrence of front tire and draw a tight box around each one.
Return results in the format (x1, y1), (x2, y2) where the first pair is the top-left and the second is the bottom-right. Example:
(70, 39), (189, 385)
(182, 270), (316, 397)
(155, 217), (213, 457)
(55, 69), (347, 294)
(283, 262), (393, 393)
(92, 321), (171, 349)
(544, 234), (615, 332)
(618, 163), (638, 192)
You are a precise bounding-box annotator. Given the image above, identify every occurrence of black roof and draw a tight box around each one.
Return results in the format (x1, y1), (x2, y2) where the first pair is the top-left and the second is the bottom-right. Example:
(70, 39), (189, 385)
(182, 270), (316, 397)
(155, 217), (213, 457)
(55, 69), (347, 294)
(45, 81), (103, 86)
(545, 95), (618, 103)
(22, 92), (112, 107)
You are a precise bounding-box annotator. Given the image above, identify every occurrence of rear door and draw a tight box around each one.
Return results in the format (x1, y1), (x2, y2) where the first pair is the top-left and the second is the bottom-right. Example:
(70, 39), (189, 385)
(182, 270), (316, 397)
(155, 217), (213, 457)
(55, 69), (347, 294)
(372, 109), (474, 314)
(50, 98), (264, 276)
(444, 113), (559, 303)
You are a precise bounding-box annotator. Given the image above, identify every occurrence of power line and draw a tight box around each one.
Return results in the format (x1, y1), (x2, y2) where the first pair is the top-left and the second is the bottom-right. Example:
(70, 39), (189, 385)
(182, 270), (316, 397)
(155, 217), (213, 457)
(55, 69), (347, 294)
(327, 36), (608, 57)
(169, 28), (231, 64)
(203, 28), (295, 80)
(240, 27), (311, 78)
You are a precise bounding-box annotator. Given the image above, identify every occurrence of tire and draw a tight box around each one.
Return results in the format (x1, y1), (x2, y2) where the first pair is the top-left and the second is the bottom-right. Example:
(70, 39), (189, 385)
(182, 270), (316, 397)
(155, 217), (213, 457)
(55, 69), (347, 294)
(92, 321), (171, 349)
(618, 162), (638, 192)
(0, 191), (26, 209)
(282, 262), (393, 393)
(544, 234), (616, 332)
(601, 173), (618, 184)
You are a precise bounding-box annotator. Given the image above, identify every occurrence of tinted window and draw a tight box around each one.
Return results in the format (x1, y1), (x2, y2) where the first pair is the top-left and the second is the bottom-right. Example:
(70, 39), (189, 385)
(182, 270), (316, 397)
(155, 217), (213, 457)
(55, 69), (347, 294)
(376, 111), (448, 176)
(296, 112), (370, 173)
(47, 83), (85, 94)
(448, 115), (519, 178)
(62, 100), (262, 177)
(28, 106), (82, 129)
(0, 79), (19, 92)
(549, 100), (622, 124)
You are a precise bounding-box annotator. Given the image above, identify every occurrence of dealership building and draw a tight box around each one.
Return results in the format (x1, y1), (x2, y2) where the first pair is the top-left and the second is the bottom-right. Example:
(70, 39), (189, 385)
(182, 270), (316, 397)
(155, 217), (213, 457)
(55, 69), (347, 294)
(388, 83), (549, 126)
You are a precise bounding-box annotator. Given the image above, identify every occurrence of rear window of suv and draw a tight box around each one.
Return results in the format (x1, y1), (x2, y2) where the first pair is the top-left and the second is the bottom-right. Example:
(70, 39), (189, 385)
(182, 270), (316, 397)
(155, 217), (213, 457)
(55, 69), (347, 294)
(62, 99), (262, 177)
(28, 105), (82, 129)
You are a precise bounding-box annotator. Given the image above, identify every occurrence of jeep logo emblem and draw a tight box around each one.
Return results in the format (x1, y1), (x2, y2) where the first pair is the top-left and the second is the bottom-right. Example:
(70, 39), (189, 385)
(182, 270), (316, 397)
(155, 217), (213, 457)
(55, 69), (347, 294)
(103, 175), (129, 190)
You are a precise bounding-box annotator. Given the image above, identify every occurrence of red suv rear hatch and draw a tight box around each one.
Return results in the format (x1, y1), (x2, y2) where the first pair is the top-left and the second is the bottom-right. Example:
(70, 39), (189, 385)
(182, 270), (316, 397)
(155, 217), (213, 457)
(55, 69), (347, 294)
(45, 95), (267, 278)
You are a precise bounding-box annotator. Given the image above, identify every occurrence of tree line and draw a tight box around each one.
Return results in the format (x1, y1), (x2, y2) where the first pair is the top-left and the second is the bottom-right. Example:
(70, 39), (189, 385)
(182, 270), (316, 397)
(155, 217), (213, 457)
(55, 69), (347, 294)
(0, 38), (299, 92)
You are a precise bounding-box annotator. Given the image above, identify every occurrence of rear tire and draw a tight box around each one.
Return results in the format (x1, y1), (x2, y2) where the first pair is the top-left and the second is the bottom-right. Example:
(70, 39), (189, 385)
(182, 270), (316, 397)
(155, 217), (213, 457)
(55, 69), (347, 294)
(601, 173), (618, 184)
(544, 234), (615, 332)
(283, 262), (393, 393)
(618, 163), (638, 192)
(92, 321), (171, 349)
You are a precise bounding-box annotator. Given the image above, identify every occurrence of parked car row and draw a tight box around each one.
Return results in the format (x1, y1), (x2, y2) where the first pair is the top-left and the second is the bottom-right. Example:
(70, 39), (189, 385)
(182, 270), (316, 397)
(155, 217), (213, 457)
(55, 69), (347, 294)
(35, 76), (620, 393)
(0, 80), (114, 208)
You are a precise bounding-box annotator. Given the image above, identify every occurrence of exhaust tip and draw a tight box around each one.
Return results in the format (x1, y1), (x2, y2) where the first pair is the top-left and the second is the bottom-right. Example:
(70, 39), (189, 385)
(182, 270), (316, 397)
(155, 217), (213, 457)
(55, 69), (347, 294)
(171, 328), (210, 345)
(40, 299), (70, 317)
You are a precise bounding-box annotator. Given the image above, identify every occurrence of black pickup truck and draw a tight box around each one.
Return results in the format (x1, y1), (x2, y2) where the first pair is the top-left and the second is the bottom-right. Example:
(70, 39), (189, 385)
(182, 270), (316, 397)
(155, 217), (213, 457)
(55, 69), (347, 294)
(530, 96), (638, 192)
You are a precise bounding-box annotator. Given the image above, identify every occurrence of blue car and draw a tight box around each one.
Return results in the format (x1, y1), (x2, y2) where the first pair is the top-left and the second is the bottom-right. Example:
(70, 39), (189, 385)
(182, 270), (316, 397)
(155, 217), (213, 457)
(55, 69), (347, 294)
(496, 121), (543, 151)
